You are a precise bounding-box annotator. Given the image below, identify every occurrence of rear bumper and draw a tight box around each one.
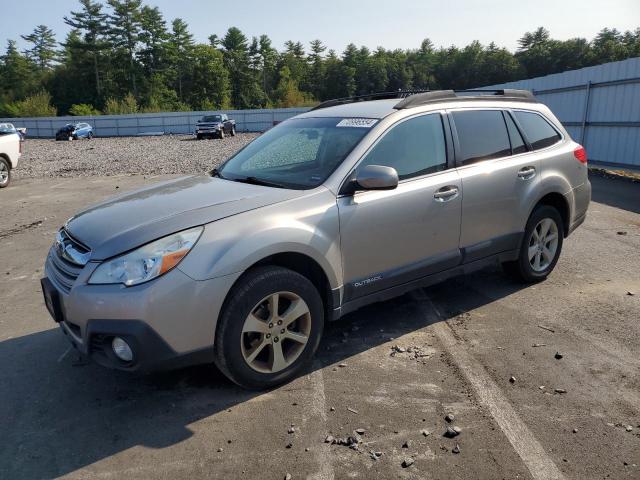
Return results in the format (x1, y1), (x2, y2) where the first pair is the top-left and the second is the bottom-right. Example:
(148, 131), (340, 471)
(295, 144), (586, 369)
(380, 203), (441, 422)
(567, 180), (591, 235)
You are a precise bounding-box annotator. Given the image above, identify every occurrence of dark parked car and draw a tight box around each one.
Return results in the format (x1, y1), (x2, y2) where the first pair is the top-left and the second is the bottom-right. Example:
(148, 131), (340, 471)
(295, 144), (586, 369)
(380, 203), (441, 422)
(55, 122), (94, 141)
(195, 114), (236, 139)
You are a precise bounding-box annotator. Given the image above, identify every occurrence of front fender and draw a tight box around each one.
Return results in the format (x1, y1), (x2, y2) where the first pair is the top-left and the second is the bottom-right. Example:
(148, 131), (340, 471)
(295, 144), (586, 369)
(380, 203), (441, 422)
(177, 189), (342, 289)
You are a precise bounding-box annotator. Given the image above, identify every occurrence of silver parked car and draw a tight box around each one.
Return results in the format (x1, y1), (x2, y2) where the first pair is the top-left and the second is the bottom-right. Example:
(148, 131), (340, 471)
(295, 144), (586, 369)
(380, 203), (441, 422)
(41, 89), (590, 389)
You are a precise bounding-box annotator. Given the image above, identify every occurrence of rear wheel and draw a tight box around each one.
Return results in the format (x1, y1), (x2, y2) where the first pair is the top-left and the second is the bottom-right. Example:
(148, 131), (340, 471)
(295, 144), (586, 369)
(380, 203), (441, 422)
(214, 266), (324, 389)
(0, 158), (10, 188)
(503, 205), (564, 282)
(87, 132), (93, 139)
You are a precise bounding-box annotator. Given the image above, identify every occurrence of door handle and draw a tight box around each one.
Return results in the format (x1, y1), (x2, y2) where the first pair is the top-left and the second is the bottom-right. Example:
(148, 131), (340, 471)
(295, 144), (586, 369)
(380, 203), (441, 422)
(517, 166), (536, 180)
(434, 186), (459, 202)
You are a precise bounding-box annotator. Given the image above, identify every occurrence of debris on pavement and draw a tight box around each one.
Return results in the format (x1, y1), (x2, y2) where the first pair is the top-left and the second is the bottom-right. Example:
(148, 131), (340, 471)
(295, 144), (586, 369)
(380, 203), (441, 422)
(324, 435), (335, 444)
(355, 428), (365, 435)
(369, 450), (382, 461)
(532, 343), (547, 347)
(452, 444), (461, 454)
(284, 474), (292, 480)
(421, 429), (431, 437)
(537, 325), (555, 333)
(347, 407), (359, 414)
(402, 440), (412, 448)
(554, 388), (567, 394)
(444, 426), (461, 438)
(627, 291), (636, 296)
(445, 413), (455, 423)
(554, 352), (564, 360)
(626, 425), (633, 432)
(401, 457), (415, 468)
(617, 231), (627, 235)
(509, 376), (516, 383)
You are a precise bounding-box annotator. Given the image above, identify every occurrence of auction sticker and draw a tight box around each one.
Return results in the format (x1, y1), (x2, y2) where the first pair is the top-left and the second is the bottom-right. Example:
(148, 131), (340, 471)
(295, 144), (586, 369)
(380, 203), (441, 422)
(336, 118), (377, 128)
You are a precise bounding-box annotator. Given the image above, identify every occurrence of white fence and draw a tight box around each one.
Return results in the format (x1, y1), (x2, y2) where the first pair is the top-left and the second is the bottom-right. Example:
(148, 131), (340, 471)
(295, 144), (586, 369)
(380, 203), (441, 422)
(0, 107), (311, 138)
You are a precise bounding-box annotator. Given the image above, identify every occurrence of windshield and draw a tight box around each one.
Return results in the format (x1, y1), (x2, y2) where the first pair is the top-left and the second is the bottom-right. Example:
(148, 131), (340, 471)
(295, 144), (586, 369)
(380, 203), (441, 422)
(202, 115), (222, 122)
(219, 117), (376, 189)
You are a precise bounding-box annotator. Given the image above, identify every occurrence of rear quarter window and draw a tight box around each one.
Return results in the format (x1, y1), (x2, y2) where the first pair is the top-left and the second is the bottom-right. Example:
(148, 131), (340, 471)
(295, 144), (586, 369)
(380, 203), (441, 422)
(513, 111), (561, 150)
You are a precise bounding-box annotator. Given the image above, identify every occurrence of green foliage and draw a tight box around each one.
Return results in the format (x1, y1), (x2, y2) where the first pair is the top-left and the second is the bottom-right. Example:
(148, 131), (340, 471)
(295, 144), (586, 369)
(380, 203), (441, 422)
(69, 103), (101, 115)
(103, 92), (138, 114)
(1, 3), (638, 117)
(6, 91), (57, 117)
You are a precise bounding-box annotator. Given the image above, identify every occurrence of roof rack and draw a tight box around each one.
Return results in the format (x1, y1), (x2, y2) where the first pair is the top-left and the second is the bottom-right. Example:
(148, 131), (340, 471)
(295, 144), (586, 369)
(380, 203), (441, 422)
(310, 90), (430, 111)
(394, 89), (535, 109)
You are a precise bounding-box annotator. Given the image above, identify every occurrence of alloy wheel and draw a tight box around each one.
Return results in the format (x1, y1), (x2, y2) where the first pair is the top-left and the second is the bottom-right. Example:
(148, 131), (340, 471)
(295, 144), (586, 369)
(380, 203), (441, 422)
(240, 291), (311, 373)
(528, 218), (559, 272)
(0, 162), (8, 185)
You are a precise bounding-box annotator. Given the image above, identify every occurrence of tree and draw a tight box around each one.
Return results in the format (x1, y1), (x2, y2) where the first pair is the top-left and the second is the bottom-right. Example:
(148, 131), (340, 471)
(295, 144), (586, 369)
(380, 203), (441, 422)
(64, 0), (109, 96)
(21, 25), (58, 70)
(0, 40), (38, 102)
(222, 27), (264, 108)
(6, 91), (57, 117)
(167, 18), (194, 100)
(107, 0), (143, 96)
(138, 6), (169, 75)
(69, 103), (101, 115)
(186, 44), (230, 109)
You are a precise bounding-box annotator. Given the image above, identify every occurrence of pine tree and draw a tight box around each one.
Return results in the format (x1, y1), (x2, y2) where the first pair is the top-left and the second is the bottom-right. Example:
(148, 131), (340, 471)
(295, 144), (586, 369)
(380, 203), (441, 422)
(21, 25), (58, 69)
(107, 0), (143, 96)
(64, 0), (109, 96)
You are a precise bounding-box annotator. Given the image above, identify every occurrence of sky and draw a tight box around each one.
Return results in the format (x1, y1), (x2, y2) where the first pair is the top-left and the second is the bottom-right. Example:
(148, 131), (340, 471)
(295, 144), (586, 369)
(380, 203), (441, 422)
(1, 0), (638, 55)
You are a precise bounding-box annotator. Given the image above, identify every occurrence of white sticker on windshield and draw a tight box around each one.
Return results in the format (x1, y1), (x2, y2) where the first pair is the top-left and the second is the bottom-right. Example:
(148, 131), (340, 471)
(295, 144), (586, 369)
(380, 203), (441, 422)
(336, 118), (377, 128)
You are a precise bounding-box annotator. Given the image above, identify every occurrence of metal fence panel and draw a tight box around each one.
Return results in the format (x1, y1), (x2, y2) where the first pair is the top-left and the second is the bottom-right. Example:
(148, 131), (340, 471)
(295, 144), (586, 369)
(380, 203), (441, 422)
(482, 57), (640, 169)
(0, 107), (311, 139)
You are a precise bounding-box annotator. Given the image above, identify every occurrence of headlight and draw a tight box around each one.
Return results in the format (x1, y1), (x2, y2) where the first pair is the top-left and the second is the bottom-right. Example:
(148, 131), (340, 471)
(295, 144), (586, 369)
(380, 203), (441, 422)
(88, 227), (203, 286)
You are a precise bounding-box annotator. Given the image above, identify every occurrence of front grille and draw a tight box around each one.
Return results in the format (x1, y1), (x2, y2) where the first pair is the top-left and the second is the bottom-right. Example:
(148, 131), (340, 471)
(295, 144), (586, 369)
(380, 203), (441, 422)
(45, 230), (90, 294)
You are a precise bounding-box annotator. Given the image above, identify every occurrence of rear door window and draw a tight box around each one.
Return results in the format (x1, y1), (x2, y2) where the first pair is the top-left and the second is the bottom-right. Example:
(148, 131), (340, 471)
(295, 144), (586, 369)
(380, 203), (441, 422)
(513, 111), (561, 150)
(451, 110), (511, 165)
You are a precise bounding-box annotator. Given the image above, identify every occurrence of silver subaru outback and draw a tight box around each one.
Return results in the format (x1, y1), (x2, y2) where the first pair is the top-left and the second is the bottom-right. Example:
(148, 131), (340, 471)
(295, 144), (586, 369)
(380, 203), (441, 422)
(41, 89), (591, 389)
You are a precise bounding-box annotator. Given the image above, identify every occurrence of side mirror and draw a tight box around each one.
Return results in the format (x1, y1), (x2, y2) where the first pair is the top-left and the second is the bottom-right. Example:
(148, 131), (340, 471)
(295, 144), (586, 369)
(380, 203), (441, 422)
(354, 165), (399, 191)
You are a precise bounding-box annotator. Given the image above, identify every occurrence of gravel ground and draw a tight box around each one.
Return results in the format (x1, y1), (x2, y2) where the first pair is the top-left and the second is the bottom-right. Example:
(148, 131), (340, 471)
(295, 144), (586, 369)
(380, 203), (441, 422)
(15, 134), (259, 179)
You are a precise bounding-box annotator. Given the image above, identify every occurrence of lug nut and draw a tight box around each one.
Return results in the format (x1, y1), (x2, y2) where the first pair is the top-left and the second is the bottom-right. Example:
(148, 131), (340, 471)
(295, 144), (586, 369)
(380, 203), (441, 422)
(274, 337), (279, 343)
(268, 323), (273, 328)
(266, 333), (271, 339)
(277, 320), (283, 325)
(280, 329), (285, 334)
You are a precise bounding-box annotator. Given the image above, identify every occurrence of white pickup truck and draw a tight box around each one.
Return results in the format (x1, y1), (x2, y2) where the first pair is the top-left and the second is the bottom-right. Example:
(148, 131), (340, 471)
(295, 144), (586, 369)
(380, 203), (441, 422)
(0, 125), (22, 188)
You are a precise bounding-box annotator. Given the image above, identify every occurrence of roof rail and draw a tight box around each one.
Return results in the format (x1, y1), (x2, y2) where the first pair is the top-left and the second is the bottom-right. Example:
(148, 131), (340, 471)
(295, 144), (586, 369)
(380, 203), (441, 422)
(310, 90), (430, 111)
(394, 88), (535, 109)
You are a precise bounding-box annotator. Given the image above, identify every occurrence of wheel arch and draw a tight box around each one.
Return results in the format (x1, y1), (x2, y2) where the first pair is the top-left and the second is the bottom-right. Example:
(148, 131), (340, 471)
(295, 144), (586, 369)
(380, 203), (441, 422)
(530, 192), (570, 237)
(228, 251), (336, 321)
(0, 153), (11, 169)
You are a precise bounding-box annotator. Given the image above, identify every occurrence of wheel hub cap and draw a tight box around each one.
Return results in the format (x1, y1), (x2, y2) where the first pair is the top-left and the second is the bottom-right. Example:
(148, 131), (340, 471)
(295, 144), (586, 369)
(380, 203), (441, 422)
(528, 218), (559, 272)
(240, 291), (311, 373)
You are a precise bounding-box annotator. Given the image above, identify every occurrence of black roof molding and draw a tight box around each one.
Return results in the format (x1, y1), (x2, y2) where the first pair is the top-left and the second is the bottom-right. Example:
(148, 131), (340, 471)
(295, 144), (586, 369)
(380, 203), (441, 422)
(310, 90), (430, 111)
(310, 88), (536, 112)
(394, 89), (536, 109)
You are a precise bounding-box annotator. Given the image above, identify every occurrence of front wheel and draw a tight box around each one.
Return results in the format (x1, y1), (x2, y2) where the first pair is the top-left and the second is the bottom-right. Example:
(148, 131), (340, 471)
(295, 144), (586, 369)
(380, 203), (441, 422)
(230, 126), (236, 137)
(503, 205), (564, 283)
(214, 266), (324, 389)
(87, 132), (93, 139)
(0, 158), (11, 188)
(219, 129), (225, 139)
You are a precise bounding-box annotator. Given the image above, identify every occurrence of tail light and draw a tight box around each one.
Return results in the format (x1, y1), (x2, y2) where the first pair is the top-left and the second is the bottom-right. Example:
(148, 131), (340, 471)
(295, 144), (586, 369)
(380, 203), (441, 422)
(573, 145), (587, 164)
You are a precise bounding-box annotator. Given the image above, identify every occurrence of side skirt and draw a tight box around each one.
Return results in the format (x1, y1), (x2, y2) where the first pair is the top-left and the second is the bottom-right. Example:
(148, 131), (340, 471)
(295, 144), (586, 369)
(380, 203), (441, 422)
(331, 249), (519, 320)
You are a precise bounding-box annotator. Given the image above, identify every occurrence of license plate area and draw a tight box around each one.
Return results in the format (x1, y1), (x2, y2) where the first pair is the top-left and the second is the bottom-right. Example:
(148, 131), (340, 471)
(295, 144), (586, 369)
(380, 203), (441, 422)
(41, 277), (64, 323)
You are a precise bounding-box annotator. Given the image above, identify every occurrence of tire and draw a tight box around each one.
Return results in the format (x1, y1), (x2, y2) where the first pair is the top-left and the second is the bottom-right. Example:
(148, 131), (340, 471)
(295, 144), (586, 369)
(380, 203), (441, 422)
(196, 134), (202, 140)
(87, 132), (93, 139)
(503, 205), (564, 283)
(230, 126), (236, 137)
(219, 129), (225, 139)
(214, 266), (324, 389)
(0, 157), (11, 188)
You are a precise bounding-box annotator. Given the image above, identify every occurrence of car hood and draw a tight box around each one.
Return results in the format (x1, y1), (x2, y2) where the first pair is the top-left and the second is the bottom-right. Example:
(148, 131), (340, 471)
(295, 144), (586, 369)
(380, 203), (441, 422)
(65, 175), (305, 260)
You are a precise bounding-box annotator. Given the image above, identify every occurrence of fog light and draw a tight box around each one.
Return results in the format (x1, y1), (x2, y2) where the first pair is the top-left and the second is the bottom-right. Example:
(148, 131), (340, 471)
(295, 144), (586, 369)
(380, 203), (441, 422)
(112, 337), (133, 362)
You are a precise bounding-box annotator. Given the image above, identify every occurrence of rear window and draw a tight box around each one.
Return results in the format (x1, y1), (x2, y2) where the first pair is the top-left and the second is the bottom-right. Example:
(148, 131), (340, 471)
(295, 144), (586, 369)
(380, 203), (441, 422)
(452, 110), (511, 165)
(513, 111), (561, 150)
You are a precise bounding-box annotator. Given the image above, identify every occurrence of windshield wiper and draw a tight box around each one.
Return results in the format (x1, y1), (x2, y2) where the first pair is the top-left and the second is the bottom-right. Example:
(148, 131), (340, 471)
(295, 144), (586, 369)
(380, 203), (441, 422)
(231, 176), (286, 189)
